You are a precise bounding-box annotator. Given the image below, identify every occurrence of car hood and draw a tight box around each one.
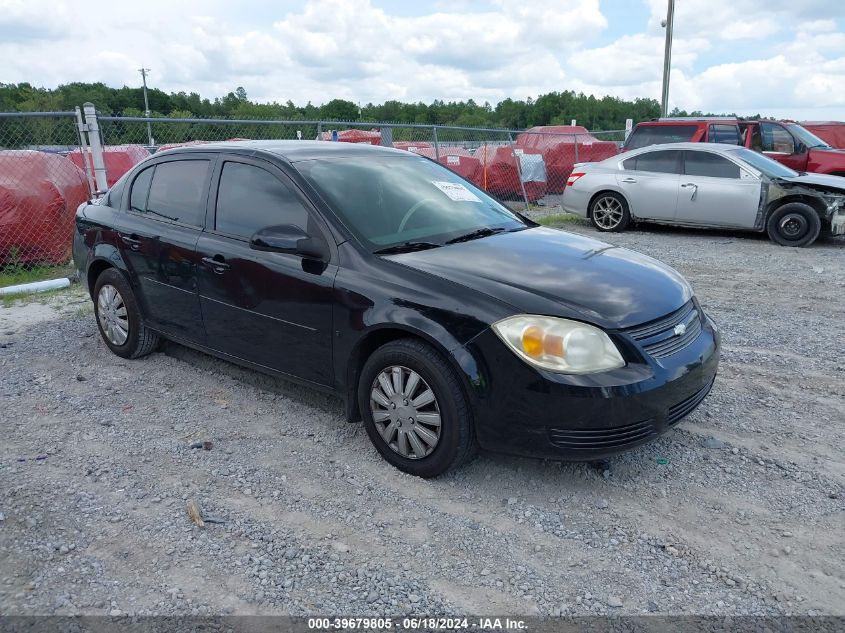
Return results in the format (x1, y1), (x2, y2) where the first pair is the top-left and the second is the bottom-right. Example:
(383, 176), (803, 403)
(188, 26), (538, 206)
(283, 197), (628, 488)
(810, 147), (845, 157)
(387, 227), (692, 329)
(783, 172), (845, 193)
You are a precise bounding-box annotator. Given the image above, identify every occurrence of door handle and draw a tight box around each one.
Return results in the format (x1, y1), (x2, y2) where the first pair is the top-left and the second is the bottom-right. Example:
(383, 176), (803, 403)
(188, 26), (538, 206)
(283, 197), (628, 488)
(120, 234), (142, 250)
(681, 183), (698, 200)
(621, 177), (637, 183)
(201, 256), (230, 274)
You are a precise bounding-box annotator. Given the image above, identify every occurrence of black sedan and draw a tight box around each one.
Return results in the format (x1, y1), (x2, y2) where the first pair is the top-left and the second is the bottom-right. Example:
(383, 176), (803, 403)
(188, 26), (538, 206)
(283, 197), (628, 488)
(73, 140), (720, 477)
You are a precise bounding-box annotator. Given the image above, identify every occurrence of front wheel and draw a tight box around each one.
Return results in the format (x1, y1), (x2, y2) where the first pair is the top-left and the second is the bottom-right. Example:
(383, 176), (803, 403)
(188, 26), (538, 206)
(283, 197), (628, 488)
(589, 192), (631, 232)
(358, 339), (477, 477)
(93, 268), (160, 359)
(766, 202), (821, 247)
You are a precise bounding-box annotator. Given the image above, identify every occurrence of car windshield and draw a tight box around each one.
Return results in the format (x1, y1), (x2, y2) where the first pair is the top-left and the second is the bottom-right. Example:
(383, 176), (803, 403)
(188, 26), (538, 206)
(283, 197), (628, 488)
(784, 123), (832, 150)
(726, 147), (799, 178)
(295, 155), (529, 251)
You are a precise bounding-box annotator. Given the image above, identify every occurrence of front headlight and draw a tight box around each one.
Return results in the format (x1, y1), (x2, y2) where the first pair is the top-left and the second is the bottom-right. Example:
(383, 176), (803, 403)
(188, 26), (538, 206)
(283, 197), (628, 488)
(492, 315), (625, 374)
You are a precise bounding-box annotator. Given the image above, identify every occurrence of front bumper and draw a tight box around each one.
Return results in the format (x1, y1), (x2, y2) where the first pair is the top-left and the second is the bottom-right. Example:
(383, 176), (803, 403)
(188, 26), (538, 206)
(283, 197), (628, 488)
(462, 308), (721, 461)
(830, 209), (845, 235)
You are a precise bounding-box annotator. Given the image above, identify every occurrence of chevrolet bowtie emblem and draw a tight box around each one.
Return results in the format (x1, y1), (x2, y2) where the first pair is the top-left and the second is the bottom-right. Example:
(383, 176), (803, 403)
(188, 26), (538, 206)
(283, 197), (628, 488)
(674, 323), (687, 336)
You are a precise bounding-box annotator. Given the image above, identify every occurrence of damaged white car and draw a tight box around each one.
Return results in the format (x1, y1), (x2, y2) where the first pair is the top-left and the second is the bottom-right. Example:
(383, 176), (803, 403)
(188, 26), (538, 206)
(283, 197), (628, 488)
(562, 142), (845, 247)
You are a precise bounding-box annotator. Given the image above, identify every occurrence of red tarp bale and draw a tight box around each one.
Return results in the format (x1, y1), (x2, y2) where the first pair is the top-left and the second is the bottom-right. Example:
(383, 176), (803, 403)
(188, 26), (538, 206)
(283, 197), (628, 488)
(0, 150), (89, 265)
(318, 129), (381, 145)
(392, 141), (433, 153)
(800, 121), (845, 149)
(473, 145), (547, 202)
(516, 126), (619, 193)
(67, 144), (150, 187)
(411, 147), (483, 188)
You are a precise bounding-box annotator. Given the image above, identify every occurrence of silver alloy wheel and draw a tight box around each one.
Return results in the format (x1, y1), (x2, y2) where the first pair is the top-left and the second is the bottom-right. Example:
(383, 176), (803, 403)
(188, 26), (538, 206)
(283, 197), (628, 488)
(592, 196), (624, 229)
(97, 284), (129, 346)
(370, 365), (442, 460)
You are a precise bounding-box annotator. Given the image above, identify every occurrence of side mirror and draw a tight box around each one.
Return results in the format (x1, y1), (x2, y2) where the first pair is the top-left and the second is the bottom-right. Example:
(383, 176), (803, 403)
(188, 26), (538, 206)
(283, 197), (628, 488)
(249, 224), (328, 260)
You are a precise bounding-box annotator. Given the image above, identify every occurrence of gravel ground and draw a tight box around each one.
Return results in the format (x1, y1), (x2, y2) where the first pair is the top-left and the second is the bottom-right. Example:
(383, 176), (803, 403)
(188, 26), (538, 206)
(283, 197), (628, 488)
(1, 223), (843, 618)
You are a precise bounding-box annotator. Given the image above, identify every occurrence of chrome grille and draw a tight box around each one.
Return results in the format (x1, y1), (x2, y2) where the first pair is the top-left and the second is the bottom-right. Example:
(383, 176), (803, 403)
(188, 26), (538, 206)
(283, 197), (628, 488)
(624, 300), (702, 359)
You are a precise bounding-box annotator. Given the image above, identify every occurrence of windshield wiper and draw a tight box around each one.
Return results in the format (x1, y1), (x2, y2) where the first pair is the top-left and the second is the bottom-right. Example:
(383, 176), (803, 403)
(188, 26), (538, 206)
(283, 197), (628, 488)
(445, 226), (507, 244)
(373, 241), (442, 255)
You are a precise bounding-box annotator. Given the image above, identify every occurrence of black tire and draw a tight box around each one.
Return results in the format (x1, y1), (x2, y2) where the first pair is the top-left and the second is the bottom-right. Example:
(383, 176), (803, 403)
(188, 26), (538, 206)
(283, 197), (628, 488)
(766, 202), (821, 247)
(358, 338), (477, 477)
(93, 268), (160, 359)
(589, 192), (631, 232)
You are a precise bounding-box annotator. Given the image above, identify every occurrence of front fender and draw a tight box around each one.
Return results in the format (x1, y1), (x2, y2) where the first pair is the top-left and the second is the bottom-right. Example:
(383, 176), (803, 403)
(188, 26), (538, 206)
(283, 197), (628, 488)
(338, 306), (491, 423)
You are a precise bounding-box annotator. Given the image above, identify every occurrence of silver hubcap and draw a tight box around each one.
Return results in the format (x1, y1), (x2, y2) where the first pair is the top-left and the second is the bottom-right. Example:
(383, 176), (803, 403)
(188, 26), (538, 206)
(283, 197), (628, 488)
(97, 284), (129, 346)
(370, 366), (441, 460)
(593, 196), (624, 229)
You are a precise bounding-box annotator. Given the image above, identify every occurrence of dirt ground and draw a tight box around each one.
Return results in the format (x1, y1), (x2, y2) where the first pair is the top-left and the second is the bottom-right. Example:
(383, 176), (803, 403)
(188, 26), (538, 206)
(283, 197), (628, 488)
(1, 222), (843, 618)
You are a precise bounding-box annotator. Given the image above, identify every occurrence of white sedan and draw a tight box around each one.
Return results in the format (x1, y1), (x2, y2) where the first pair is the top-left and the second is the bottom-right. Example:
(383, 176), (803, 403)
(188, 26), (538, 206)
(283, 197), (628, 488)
(561, 142), (845, 247)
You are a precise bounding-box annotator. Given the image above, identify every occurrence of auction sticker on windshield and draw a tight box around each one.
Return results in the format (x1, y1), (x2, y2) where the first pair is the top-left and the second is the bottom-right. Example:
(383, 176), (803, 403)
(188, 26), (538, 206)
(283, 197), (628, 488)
(432, 181), (481, 202)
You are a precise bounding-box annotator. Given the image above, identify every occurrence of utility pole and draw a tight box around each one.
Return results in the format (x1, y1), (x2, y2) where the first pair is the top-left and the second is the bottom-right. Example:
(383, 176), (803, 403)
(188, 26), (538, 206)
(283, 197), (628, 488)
(139, 67), (154, 146)
(660, 0), (675, 118)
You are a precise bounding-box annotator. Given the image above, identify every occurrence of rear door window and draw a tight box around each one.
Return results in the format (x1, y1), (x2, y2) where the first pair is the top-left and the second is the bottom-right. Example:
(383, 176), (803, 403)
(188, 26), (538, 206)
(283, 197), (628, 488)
(684, 151), (741, 178)
(625, 125), (698, 150)
(146, 160), (210, 227)
(708, 124), (740, 145)
(215, 161), (310, 238)
(629, 150), (682, 174)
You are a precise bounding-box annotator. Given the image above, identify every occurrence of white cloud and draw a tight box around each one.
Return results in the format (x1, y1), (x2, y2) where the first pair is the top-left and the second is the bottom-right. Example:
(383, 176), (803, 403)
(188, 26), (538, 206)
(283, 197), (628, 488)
(644, 0), (836, 41)
(0, 0), (842, 120)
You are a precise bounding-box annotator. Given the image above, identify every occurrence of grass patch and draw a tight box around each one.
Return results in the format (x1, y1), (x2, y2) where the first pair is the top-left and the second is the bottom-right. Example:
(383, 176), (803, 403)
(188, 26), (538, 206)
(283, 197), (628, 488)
(0, 262), (75, 289)
(536, 213), (589, 227)
(1, 286), (70, 308)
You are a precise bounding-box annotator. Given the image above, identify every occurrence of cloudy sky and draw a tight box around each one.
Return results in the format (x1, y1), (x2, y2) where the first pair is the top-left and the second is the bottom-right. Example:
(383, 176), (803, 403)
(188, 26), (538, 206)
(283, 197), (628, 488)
(2, 0), (843, 119)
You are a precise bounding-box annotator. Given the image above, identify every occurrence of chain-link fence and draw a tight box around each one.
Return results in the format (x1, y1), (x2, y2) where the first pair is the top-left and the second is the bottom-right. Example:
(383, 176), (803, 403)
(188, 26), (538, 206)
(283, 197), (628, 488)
(98, 113), (625, 214)
(0, 111), (90, 281)
(0, 103), (627, 285)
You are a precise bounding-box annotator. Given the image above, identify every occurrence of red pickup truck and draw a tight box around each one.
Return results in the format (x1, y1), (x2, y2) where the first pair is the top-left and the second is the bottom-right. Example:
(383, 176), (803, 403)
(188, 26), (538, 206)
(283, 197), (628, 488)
(625, 118), (845, 176)
(739, 120), (845, 176)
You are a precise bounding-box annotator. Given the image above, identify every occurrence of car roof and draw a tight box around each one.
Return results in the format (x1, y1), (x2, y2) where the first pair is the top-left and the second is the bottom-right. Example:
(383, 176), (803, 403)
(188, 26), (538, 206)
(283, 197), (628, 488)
(621, 142), (745, 153)
(160, 140), (411, 162)
(634, 119), (725, 127)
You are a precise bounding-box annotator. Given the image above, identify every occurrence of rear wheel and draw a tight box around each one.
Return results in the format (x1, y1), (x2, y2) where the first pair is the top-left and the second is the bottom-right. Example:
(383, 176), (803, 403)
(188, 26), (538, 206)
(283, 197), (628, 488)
(93, 268), (160, 359)
(358, 339), (476, 477)
(590, 192), (631, 232)
(766, 202), (821, 247)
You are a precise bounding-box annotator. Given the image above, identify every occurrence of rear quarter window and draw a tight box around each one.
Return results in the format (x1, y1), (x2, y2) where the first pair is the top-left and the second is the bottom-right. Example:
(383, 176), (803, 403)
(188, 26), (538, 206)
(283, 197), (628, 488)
(129, 166), (154, 213)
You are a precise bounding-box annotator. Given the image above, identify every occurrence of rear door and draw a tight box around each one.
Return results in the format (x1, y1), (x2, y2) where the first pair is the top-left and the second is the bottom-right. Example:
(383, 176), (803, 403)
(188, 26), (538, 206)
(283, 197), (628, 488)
(195, 156), (337, 387)
(115, 156), (213, 343)
(616, 149), (681, 221)
(674, 150), (761, 228)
